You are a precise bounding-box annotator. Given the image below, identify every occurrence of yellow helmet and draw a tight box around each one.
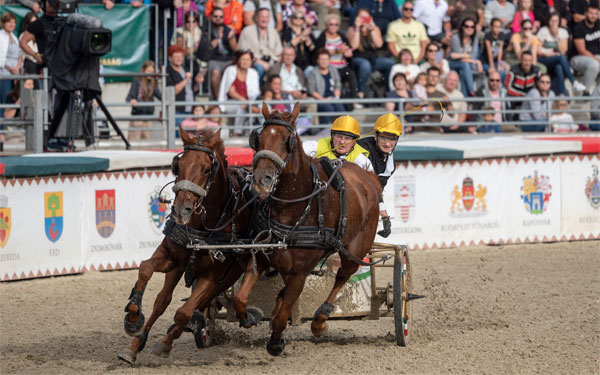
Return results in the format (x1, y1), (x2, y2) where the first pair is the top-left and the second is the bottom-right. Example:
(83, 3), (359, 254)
(331, 115), (360, 138)
(374, 113), (402, 136)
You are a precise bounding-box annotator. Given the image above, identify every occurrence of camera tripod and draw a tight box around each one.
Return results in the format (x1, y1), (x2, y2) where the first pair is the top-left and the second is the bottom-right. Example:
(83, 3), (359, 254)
(48, 89), (130, 151)
(92, 92), (131, 150)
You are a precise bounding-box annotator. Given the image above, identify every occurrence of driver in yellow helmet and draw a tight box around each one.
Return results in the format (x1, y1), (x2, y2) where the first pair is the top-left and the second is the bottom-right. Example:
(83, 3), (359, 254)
(357, 113), (402, 237)
(303, 115), (374, 172)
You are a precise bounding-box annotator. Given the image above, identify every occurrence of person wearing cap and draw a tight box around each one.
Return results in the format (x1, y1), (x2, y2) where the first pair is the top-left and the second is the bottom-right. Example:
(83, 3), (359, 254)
(303, 115), (374, 172)
(357, 113), (402, 238)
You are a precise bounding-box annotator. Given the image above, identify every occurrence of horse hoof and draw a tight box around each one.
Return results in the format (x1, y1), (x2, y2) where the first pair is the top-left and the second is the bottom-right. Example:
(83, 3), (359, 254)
(117, 348), (137, 365)
(239, 307), (263, 329)
(311, 320), (329, 337)
(124, 312), (145, 337)
(266, 337), (286, 356)
(151, 341), (171, 358)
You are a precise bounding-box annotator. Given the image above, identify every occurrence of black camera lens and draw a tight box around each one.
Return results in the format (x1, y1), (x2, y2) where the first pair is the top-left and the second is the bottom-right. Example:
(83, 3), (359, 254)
(90, 32), (110, 53)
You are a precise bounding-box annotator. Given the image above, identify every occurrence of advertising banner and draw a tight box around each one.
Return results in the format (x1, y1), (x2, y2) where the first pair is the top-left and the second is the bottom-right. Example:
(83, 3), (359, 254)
(380, 157), (569, 248)
(82, 171), (173, 271)
(1, 171), (173, 281)
(78, 5), (150, 77)
(1, 156), (598, 281)
(0, 177), (86, 279)
(561, 155), (600, 239)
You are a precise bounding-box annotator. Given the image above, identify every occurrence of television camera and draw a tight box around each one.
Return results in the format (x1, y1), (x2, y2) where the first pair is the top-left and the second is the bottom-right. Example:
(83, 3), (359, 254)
(45, 0), (130, 150)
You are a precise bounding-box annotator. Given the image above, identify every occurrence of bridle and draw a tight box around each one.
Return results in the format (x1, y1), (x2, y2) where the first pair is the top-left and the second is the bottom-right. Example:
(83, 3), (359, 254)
(168, 137), (220, 215)
(249, 118), (297, 194)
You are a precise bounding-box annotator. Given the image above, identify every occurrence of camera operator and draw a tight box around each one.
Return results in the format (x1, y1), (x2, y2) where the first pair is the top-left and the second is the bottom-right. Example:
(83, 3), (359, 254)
(19, 0), (58, 70)
(237, 7), (282, 83)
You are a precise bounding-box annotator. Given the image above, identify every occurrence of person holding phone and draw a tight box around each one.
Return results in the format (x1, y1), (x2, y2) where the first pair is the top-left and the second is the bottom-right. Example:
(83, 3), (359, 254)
(348, 7), (395, 100)
(280, 9), (316, 70)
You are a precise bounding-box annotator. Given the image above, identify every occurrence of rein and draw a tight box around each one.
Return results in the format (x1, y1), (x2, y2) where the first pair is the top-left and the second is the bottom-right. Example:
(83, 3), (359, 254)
(270, 159), (343, 204)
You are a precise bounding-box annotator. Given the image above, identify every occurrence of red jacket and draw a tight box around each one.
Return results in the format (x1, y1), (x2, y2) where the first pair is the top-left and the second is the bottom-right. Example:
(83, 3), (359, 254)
(505, 64), (541, 97)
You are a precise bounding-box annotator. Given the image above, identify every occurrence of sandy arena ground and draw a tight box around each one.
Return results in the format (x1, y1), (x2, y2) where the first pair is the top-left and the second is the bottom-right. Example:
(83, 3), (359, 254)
(1, 241), (599, 375)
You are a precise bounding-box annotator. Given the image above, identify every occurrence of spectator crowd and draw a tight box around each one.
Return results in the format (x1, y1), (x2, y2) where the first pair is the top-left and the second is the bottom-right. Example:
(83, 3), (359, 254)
(1, 0), (599, 145)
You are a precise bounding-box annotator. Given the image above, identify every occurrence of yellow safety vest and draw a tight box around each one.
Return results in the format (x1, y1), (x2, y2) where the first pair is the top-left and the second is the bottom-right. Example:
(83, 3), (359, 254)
(316, 137), (370, 162)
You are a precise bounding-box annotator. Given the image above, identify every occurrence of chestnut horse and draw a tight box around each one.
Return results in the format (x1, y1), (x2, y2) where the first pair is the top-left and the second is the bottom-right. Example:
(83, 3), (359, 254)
(233, 102), (382, 355)
(118, 127), (258, 364)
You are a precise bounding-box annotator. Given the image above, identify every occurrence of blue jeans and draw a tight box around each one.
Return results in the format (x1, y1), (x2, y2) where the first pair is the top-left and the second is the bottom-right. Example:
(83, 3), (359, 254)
(253, 62), (266, 85)
(520, 119), (547, 132)
(590, 123), (600, 131)
(449, 60), (475, 97)
(351, 57), (395, 93)
(317, 102), (345, 128)
(0, 78), (14, 118)
(478, 124), (503, 133)
(539, 55), (576, 95)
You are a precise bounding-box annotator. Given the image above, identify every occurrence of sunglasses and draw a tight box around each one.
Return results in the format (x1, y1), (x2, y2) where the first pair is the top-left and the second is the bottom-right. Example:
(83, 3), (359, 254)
(292, 15), (304, 19)
(427, 49), (438, 52)
(403, 7), (413, 11)
(523, 27), (532, 30)
(186, 19), (198, 23)
(489, 79), (501, 82)
(463, 24), (475, 29)
(328, 23), (339, 26)
(539, 80), (551, 84)
(212, 15), (223, 18)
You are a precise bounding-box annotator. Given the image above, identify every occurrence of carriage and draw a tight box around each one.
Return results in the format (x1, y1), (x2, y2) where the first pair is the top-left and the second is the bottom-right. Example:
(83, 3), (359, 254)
(189, 242), (416, 348)
(118, 103), (421, 364)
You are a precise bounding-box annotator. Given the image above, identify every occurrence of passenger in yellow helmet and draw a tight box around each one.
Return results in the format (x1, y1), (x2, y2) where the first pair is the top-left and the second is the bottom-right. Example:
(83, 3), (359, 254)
(357, 113), (402, 237)
(303, 115), (374, 172)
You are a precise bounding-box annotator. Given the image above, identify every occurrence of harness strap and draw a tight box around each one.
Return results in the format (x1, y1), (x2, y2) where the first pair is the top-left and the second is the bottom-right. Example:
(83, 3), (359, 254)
(173, 180), (208, 198)
(270, 161), (342, 204)
(253, 150), (285, 171)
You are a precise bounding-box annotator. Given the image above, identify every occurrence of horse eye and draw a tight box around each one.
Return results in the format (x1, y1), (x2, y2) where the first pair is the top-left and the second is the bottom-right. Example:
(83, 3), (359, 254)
(203, 168), (211, 175)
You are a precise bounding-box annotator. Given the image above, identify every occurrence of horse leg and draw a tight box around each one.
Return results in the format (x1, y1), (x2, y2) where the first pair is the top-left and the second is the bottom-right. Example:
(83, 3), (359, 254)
(311, 251), (362, 337)
(124, 243), (175, 336)
(266, 273), (307, 356)
(233, 257), (267, 328)
(118, 267), (183, 365)
(151, 277), (216, 358)
(270, 286), (286, 320)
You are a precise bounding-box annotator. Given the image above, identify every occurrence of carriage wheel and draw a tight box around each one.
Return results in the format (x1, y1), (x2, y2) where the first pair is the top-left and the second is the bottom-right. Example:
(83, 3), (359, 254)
(393, 246), (412, 346)
(196, 305), (217, 348)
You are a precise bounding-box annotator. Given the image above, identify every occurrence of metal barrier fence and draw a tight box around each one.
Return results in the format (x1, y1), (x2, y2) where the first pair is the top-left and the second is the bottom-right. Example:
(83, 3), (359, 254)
(1, 69), (599, 153)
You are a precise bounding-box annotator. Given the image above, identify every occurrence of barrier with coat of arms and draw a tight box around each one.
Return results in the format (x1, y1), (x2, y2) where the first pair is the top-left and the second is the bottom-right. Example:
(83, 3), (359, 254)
(0, 155), (599, 281)
(381, 154), (599, 249)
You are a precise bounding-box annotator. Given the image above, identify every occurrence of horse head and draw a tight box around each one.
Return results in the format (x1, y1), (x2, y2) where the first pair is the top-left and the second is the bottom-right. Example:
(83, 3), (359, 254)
(251, 101), (300, 200)
(171, 126), (225, 225)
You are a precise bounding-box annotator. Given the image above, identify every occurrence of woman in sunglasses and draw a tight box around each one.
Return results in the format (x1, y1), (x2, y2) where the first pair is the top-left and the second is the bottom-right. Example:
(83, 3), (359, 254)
(505, 19), (544, 71)
(281, 9), (316, 70)
(448, 16), (482, 97)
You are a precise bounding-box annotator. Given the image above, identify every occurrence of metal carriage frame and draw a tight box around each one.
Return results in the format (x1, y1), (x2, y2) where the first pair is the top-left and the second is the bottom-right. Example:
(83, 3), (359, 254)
(187, 241), (415, 348)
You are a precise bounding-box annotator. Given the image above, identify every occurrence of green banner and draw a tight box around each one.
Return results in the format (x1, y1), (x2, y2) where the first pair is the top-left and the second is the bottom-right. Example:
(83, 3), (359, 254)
(78, 5), (149, 79)
(0, 4), (149, 81)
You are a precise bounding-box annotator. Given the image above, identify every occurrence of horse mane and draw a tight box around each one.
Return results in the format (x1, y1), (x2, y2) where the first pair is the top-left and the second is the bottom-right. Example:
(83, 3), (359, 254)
(185, 127), (228, 169)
